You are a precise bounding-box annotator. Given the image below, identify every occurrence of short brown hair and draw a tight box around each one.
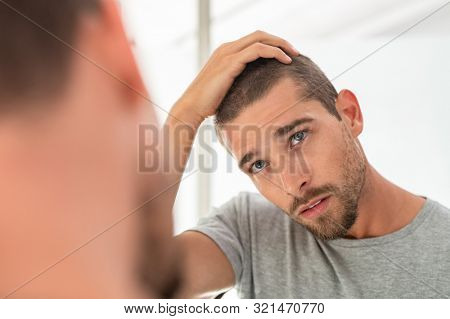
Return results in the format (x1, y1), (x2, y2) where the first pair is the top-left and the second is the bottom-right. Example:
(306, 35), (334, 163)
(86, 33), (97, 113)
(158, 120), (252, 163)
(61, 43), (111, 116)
(214, 54), (341, 126)
(0, 0), (99, 108)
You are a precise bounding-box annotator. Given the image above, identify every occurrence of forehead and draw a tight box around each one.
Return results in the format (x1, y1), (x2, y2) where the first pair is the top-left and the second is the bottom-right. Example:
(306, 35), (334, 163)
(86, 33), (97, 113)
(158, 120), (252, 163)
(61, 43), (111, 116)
(220, 77), (330, 157)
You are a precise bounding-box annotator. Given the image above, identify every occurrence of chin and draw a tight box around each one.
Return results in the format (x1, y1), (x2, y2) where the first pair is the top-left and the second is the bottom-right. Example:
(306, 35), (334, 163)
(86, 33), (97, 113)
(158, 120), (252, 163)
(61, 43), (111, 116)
(299, 209), (351, 240)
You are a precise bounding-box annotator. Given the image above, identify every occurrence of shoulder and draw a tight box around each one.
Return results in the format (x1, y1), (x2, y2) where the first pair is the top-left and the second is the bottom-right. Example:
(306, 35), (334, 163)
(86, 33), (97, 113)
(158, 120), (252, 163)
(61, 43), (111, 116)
(426, 198), (450, 226)
(214, 192), (297, 232)
(219, 191), (284, 218)
(413, 198), (450, 249)
(198, 192), (310, 241)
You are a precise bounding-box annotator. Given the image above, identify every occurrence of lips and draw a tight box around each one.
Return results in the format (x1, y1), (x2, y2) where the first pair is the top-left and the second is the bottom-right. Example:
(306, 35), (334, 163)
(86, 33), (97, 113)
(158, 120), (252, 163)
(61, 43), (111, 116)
(297, 195), (330, 219)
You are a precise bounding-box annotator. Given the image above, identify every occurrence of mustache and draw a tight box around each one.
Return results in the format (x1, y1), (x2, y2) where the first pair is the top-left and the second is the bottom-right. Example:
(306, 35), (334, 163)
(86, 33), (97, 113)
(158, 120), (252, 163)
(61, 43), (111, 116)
(289, 184), (337, 215)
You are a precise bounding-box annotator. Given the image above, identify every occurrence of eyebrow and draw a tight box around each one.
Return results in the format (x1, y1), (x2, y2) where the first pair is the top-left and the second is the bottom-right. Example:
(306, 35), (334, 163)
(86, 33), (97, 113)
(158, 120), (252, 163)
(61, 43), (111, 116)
(274, 117), (314, 138)
(238, 152), (256, 170)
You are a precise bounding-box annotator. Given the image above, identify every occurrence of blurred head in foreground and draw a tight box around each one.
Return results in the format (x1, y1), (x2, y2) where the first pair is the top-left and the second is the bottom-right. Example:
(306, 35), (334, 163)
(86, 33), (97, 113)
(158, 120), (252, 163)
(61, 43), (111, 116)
(0, 0), (178, 298)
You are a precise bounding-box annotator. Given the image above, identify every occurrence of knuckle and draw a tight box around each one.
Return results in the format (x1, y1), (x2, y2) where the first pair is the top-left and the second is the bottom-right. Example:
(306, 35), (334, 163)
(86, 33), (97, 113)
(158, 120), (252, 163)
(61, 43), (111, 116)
(253, 42), (265, 50)
(275, 47), (284, 54)
(220, 42), (232, 50)
(281, 39), (290, 47)
(214, 42), (230, 54)
(253, 30), (265, 37)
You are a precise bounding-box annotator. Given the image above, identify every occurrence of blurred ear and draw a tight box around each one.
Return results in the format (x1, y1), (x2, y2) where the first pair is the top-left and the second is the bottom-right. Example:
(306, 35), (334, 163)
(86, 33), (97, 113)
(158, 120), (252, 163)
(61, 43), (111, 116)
(335, 89), (363, 137)
(80, 0), (147, 106)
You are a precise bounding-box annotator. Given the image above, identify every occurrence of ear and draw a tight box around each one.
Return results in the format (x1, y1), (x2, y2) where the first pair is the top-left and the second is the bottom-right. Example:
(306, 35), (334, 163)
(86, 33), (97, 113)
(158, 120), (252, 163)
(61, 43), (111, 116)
(82, 0), (148, 106)
(335, 89), (363, 137)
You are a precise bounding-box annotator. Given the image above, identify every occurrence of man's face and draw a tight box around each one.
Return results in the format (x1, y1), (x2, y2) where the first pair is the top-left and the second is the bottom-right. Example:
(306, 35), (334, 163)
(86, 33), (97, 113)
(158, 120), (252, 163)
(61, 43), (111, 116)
(220, 78), (366, 240)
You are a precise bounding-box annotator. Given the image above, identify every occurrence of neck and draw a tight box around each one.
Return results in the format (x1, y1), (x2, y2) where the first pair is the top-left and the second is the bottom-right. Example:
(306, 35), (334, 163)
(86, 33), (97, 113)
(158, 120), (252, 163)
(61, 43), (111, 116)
(345, 163), (425, 239)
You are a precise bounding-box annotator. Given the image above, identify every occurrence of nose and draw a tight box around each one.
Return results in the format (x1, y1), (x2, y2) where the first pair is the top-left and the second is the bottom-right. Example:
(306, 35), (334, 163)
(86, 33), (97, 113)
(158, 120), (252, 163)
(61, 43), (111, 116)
(275, 157), (311, 197)
(278, 171), (310, 198)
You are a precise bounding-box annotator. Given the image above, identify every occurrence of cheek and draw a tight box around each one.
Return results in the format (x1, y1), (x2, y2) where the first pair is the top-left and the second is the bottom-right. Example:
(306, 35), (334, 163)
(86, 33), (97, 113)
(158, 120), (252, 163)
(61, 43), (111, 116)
(252, 176), (291, 212)
(305, 129), (347, 183)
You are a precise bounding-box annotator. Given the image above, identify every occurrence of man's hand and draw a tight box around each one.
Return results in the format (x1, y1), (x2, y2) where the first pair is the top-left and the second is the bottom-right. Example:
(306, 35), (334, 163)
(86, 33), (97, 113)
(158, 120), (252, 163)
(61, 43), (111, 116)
(172, 30), (299, 127)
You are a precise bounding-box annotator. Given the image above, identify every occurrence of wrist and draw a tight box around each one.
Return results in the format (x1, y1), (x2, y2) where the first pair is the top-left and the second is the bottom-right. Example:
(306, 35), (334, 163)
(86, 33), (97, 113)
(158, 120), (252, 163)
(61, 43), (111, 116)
(169, 100), (205, 129)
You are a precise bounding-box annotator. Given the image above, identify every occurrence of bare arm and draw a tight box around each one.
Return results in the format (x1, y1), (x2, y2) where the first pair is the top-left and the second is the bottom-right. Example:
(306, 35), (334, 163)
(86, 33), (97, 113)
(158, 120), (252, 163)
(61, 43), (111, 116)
(174, 231), (234, 298)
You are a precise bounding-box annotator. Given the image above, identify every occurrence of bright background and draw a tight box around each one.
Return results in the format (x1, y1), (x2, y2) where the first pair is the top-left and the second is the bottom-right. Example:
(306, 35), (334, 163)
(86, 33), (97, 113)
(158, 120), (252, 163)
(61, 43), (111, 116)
(120, 0), (450, 234)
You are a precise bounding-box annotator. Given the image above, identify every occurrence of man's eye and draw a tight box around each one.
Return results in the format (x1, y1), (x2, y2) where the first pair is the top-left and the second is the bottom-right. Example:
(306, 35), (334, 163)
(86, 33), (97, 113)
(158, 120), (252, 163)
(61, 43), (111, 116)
(289, 130), (307, 148)
(249, 160), (267, 174)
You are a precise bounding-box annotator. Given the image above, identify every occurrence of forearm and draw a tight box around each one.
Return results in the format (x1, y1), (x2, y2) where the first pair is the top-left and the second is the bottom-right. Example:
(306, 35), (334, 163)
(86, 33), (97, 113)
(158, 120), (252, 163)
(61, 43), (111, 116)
(159, 100), (204, 209)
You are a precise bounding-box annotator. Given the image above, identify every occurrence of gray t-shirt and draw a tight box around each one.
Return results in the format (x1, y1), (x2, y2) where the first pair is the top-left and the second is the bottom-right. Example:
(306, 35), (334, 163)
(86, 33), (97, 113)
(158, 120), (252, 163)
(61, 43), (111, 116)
(190, 192), (450, 298)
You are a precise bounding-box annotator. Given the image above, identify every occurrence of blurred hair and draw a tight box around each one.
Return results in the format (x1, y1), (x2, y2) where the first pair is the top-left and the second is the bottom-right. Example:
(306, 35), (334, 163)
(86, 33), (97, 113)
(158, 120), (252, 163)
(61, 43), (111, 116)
(214, 54), (341, 127)
(0, 0), (99, 108)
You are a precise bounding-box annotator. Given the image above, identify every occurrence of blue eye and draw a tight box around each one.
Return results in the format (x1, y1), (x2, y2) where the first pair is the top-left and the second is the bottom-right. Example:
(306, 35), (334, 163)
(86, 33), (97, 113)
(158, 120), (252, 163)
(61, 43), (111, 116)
(289, 131), (307, 148)
(250, 160), (267, 174)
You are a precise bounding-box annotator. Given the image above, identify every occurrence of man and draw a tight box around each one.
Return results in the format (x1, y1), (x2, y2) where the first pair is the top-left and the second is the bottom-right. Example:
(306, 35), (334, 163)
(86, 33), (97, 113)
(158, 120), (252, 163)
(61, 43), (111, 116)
(0, 0), (178, 297)
(168, 31), (450, 298)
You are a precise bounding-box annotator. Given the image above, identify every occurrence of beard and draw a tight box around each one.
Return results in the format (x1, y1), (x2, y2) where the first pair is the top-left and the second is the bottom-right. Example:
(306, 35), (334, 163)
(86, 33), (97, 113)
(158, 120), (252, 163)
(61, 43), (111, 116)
(289, 127), (366, 240)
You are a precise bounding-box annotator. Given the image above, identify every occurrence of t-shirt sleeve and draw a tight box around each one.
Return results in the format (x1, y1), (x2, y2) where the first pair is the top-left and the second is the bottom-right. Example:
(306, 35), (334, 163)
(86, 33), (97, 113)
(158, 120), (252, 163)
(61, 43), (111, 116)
(187, 193), (251, 285)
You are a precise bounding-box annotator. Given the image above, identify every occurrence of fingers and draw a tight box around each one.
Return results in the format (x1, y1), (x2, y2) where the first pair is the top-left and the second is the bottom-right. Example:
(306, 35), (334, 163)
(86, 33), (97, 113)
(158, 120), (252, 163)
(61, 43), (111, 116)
(182, 31), (299, 119)
(235, 42), (293, 66)
(224, 30), (299, 57)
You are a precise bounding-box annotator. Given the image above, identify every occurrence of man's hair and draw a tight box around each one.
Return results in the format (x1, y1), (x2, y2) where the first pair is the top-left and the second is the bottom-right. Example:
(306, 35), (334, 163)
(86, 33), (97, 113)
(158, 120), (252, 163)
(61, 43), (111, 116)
(214, 54), (341, 126)
(0, 0), (99, 107)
